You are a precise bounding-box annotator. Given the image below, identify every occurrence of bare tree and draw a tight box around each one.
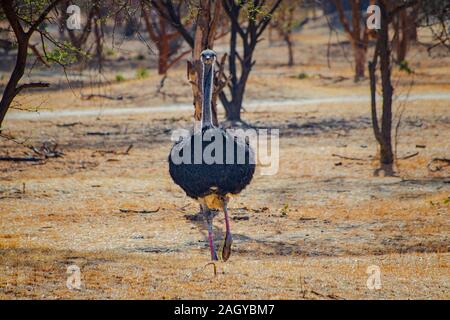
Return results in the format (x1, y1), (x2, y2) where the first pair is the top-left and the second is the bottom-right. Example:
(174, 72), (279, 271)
(271, 0), (309, 67)
(392, 4), (419, 63)
(149, 0), (226, 126)
(368, 1), (394, 175)
(141, 3), (189, 75)
(368, 0), (447, 175)
(417, 0), (450, 52)
(332, 0), (370, 82)
(220, 0), (282, 123)
(151, 0), (282, 124)
(0, 0), (63, 128)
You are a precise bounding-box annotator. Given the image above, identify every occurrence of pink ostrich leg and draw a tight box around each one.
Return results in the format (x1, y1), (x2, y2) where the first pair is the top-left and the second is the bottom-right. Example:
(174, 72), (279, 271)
(207, 219), (218, 260)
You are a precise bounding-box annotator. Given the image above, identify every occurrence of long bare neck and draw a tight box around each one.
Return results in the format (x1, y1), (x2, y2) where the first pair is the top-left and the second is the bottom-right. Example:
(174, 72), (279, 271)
(201, 62), (214, 128)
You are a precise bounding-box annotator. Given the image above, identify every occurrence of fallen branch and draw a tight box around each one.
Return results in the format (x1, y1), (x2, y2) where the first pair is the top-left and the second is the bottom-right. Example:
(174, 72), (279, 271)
(81, 94), (125, 101)
(86, 131), (113, 136)
(93, 144), (133, 156)
(399, 152), (419, 160)
(0, 156), (42, 162)
(332, 153), (372, 161)
(232, 215), (249, 221)
(56, 122), (82, 127)
(310, 289), (345, 300)
(119, 207), (160, 214)
(0, 134), (63, 159)
(317, 74), (349, 83)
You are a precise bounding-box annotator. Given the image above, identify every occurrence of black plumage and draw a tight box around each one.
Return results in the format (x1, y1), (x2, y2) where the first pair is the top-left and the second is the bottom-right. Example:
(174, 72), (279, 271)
(167, 49), (255, 261)
(169, 126), (255, 200)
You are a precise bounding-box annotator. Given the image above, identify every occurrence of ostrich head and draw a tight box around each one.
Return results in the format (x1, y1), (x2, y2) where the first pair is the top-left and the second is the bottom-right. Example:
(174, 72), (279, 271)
(200, 49), (216, 65)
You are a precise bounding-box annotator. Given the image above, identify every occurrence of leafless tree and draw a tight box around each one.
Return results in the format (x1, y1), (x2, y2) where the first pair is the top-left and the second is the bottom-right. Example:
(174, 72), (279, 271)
(141, 2), (189, 75)
(149, 0), (227, 126)
(392, 3), (419, 63)
(271, 0), (309, 67)
(332, 0), (371, 82)
(368, 0), (448, 175)
(220, 0), (282, 123)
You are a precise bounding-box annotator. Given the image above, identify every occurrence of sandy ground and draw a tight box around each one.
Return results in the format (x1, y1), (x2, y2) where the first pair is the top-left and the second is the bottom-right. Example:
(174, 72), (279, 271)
(0, 25), (449, 300)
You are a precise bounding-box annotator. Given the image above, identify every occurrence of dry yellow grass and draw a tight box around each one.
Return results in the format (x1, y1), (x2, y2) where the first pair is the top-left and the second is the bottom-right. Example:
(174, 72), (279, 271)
(0, 25), (449, 300)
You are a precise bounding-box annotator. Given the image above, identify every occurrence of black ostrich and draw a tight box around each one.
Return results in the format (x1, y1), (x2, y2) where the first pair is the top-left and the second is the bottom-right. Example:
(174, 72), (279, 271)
(168, 49), (255, 261)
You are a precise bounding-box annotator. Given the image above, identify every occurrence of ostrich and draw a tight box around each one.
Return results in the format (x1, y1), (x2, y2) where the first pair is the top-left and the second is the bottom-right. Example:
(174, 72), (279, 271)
(168, 49), (255, 261)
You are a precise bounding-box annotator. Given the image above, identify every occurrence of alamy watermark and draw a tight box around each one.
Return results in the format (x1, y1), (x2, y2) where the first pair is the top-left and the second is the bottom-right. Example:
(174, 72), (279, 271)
(66, 5), (81, 30)
(367, 5), (381, 30)
(66, 264), (82, 290)
(366, 265), (382, 290)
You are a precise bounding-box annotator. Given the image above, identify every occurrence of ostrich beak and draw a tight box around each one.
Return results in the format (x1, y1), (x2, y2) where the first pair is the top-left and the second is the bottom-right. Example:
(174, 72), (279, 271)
(203, 57), (214, 65)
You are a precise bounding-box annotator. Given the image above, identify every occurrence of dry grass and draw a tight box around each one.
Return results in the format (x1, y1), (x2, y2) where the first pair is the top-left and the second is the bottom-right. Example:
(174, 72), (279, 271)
(0, 25), (449, 300)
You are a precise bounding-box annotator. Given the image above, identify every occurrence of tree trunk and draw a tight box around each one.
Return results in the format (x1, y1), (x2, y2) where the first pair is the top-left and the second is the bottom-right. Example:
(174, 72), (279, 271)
(396, 9), (408, 62)
(0, 0), (30, 128)
(378, 1), (394, 167)
(407, 5), (418, 42)
(353, 42), (366, 81)
(224, 100), (242, 121)
(285, 34), (294, 66)
(221, 0), (282, 123)
(333, 0), (368, 82)
(158, 19), (170, 75)
(190, 0), (220, 127)
(369, 1), (395, 176)
(0, 0), (61, 128)
(222, 73), (247, 122)
(0, 39), (28, 127)
(93, 5), (103, 72)
(220, 5), (241, 123)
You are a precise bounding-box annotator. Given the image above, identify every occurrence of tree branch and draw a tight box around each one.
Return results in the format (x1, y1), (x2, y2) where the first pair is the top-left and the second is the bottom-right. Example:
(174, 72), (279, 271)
(15, 82), (50, 95)
(28, 0), (63, 35)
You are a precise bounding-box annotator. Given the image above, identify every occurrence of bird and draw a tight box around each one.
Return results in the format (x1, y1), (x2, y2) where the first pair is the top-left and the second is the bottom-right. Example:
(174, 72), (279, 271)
(168, 49), (255, 261)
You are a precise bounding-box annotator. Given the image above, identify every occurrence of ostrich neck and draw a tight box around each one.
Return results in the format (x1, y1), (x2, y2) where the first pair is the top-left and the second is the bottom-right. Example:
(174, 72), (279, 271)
(201, 62), (214, 128)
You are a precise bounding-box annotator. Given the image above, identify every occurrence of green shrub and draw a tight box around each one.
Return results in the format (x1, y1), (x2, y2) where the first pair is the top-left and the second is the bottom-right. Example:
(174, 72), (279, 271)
(115, 74), (125, 82)
(106, 48), (116, 57)
(399, 60), (413, 74)
(296, 72), (309, 80)
(136, 68), (149, 79)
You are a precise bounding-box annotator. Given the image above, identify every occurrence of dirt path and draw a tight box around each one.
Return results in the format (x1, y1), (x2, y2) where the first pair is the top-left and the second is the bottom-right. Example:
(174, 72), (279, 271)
(5, 92), (450, 121)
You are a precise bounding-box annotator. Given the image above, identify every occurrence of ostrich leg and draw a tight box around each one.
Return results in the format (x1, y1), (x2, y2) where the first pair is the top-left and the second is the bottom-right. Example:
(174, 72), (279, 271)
(202, 204), (218, 261)
(222, 198), (233, 262)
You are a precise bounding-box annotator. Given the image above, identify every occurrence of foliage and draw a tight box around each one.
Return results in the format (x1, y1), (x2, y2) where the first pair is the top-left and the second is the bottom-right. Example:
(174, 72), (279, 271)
(45, 42), (79, 66)
(296, 72), (309, 79)
(238, 0), (274, 22)
(398, 60), (413, 74)
(135, 67), (149, 79)
(115, 73), (125, 82)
